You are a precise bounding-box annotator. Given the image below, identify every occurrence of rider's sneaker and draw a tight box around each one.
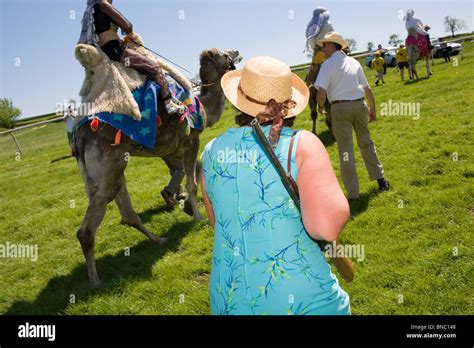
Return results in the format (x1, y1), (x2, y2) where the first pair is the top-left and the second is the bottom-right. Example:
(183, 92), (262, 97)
(165, 98), (187, 115)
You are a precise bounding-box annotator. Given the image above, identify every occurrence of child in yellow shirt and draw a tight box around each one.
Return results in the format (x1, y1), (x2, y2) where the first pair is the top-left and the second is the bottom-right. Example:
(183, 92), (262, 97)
(372, 52), (385, 85)
(396, 44), (409, 81)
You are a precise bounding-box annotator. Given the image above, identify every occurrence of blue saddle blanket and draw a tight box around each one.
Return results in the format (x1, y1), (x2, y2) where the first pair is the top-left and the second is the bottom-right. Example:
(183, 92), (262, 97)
(83, 77), (206, 149)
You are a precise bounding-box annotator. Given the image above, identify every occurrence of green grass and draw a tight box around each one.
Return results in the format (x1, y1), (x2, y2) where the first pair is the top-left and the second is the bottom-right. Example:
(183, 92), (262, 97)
(0, 44), (473, 315)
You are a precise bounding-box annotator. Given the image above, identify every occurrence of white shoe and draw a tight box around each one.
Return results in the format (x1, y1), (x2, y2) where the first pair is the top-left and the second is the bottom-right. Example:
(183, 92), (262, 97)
(165, 99), (187, 115)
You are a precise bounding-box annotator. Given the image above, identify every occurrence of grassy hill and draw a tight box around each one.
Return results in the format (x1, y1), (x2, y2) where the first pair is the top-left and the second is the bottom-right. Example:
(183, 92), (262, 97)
(0, 44), (472, 315)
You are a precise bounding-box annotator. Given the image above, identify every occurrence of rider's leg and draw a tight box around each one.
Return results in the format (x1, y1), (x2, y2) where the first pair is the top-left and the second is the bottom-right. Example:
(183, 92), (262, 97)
(120, 47), (186, 114)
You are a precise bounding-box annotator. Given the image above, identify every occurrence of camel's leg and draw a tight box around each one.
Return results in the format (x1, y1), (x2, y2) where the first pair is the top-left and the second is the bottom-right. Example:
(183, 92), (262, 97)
(182, 131), (202, 221)
(425, 57), (432, 76)
(163, 157), (186, 196)
(308, 86), (318, 135)
(115, 174), (167, 244)
(76, 132), (127, 287)
(77, 192), (108, 288)
(161, 157), (186, 209)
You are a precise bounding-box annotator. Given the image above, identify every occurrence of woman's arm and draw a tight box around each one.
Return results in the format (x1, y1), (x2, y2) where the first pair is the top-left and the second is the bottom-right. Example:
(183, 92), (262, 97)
(295, 130), (350, 241)
(200, 168), (215, 228)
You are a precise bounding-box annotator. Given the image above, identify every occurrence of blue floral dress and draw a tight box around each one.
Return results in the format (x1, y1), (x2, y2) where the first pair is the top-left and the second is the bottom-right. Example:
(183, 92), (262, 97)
(202, 125), (351, 315)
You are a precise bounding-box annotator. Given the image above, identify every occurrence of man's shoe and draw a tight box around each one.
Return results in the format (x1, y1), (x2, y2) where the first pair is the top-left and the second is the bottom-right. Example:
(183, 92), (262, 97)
(378, 178), (390, 191)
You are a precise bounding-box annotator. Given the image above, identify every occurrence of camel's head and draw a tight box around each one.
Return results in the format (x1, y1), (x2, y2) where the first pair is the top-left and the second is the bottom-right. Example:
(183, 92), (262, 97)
(200, 48), (242, 76)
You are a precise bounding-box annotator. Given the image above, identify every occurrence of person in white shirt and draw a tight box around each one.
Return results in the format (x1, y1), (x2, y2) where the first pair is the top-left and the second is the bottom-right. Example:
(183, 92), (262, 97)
(314, 32), (389, 201)
(63, 105), (77, 156)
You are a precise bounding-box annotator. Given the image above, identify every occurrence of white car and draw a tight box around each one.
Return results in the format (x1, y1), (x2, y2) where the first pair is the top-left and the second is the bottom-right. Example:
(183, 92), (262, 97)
(430, 38), (462, 58)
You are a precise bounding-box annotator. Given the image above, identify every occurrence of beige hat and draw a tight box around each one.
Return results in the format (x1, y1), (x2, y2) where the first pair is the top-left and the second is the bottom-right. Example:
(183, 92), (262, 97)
(316, 31), (349, 49)
(220, 56), (309, 118)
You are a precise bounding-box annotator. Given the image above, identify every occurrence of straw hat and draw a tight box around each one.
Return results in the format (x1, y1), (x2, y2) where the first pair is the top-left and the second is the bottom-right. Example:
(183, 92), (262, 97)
(316, 31), (349, 49)
(221, 56), (309, 118)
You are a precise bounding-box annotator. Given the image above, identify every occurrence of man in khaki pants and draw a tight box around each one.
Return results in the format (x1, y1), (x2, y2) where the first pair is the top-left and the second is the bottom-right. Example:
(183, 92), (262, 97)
(314, 32), (389, 201)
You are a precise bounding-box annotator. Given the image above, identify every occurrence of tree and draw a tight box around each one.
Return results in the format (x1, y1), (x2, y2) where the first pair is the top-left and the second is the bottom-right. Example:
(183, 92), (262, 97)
(367, 42), (374, 52)
(388, 34), (402, 46)
(346, 38), (357, 53)
(444, 16), (466, 37)
(0, 98), (21, 129)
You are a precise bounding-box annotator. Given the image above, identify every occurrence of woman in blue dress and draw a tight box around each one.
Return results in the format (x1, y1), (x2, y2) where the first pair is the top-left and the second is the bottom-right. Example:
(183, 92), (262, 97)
(201, 56), (351, 315)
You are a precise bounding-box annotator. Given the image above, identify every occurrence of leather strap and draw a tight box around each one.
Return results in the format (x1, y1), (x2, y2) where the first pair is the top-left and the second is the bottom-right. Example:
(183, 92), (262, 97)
(287, 130), (299, 176)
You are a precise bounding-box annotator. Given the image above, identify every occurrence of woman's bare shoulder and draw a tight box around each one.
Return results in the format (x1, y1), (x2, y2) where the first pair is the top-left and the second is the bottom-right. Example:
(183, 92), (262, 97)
(295, 129), (327, 167)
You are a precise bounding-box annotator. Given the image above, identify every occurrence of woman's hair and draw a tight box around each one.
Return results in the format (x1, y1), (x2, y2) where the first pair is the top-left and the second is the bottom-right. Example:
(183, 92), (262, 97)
(235, 112), (295, 127)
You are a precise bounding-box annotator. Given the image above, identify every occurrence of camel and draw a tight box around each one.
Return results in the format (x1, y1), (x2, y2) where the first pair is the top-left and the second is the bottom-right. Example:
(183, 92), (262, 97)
(406, 28), (432, 80)
(73, 48), (241, 287)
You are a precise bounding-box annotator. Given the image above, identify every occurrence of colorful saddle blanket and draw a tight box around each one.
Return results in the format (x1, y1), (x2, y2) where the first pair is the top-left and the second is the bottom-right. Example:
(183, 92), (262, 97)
(80, 76), (206, 149)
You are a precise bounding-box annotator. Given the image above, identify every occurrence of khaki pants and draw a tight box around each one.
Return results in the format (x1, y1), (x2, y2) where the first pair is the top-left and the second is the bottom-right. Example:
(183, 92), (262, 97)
(331, 100), (384, 199)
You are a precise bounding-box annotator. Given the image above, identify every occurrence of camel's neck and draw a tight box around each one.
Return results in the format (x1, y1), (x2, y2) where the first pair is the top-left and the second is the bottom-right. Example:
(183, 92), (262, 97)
(199, 64), (225, 127)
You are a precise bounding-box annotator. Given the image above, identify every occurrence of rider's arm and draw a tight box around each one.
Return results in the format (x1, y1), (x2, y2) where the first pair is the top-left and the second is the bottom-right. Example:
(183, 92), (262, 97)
(99, 1), (133, 34)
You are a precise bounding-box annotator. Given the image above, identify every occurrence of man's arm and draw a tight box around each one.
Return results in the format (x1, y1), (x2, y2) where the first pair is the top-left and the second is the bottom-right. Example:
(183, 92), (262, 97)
(363, 86), (376, 122)
(316, 87), (327, 109)
(356, 63), (376, 122)
(314, 62), (330, 110)
(99, 1), (133, 34)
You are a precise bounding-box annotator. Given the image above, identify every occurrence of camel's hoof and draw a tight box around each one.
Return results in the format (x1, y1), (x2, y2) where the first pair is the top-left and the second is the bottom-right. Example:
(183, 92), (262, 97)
(90, 278), (102, 289)
(151, 236), (168, 245)
(193, 215), (203, 222)
(183, 200), (194, 216)
(161, 189), (176, 210)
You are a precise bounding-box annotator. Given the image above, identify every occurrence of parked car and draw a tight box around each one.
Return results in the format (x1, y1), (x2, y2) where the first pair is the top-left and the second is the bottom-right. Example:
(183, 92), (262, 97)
(430, 38), (462, 58)
(365, 47), (398, 68)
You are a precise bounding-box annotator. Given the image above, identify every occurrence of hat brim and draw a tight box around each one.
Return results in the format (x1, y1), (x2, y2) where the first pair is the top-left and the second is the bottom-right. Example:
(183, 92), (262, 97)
(221, 70), (309, 118)
(316, 38), (349, 49)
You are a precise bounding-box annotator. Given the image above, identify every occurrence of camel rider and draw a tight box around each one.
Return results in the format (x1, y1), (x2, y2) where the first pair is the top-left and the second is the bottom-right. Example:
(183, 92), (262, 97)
(304, 7), (334, 135)
(404, 9), (432, 76)
(305, 7), (334, 86)
(78, 0), (186, 115)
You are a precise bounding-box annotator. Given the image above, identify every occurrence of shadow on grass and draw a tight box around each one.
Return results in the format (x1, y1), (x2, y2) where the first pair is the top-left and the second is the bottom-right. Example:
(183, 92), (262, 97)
(349, 186), (381, 217)
(4, 219), (196, 315)
(138, 205), (174, 223)
(50, 155), (73, 164)
(403, 76), (430, 85)
(317, 129), (336, 147)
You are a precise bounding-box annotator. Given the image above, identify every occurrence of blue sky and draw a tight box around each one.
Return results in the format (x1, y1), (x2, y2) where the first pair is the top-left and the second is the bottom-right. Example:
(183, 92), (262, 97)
(0, 0), (472, 119)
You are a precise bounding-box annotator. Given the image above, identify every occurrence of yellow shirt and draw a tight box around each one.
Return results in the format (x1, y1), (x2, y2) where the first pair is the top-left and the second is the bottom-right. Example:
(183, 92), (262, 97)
(396, 47), (408, 63)
(372, 57), (385, 71)
(312, 50), (326, 65)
